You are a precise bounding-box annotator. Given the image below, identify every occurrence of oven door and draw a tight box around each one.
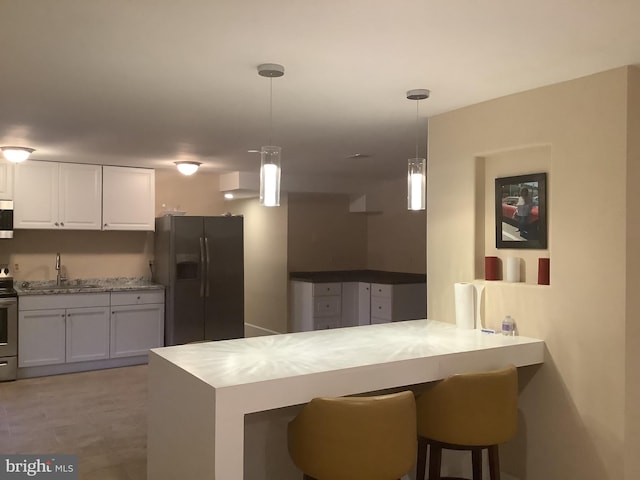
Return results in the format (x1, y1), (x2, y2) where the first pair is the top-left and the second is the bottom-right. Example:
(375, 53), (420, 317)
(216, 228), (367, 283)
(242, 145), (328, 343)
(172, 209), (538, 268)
(0, 297), (17, 357)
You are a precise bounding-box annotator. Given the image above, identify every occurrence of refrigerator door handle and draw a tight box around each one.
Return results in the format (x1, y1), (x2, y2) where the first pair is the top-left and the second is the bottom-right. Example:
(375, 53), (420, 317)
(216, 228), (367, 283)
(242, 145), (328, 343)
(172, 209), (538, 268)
(205, 236), (211, 297)
(199, 236), (206, 298)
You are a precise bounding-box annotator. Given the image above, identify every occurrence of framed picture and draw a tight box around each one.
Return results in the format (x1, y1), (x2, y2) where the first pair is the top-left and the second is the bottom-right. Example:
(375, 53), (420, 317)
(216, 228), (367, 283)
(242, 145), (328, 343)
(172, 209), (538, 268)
(495, 173), (547, 249)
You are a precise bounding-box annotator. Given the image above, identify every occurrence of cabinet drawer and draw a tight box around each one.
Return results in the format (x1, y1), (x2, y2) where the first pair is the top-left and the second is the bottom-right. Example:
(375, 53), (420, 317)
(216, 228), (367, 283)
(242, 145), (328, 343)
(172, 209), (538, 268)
(19, 293), (111, 311)
(312, 283), (341, 296)
(110, 290), (164, 306)
(370, 283), (392, 298)
(371, 296), (392, 320)
(313, 296), (341, 317)
(314, 316), (340, 330)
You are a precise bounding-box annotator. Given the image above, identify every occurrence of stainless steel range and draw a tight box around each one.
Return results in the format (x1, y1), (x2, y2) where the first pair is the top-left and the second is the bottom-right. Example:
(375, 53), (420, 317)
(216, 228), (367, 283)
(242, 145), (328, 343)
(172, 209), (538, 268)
(0, 265), (17, 381)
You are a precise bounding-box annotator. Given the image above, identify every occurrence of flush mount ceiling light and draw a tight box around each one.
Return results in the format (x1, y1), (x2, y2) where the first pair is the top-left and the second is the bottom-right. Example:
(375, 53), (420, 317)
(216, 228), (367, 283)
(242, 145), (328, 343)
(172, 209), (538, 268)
(258, 63), (285, 207)
(406, 89), (430, 211)
(175, 161), (201, 176)
(1, 146), (35, 163)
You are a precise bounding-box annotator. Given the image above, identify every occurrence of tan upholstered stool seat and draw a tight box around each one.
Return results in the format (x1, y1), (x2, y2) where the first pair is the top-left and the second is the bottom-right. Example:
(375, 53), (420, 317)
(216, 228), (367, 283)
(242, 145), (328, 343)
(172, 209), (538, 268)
(288, 390), (417, 480)
(415, 365), (518, 480)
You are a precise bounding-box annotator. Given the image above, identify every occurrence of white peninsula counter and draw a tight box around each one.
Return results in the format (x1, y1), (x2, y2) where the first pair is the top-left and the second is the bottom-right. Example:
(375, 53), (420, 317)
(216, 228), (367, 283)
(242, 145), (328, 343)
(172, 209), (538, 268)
(148, 320), (544, 480)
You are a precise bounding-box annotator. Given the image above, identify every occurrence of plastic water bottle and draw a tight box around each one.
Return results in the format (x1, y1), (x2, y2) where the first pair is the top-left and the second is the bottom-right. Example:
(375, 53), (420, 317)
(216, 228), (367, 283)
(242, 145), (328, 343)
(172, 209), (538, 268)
(501, 315), (515, 336)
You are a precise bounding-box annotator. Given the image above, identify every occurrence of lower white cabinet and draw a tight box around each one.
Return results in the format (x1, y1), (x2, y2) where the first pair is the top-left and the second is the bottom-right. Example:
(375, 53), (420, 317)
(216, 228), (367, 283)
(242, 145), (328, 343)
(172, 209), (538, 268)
(66, 307), (110, 363)
(110, 291), (164, 358)
(18, 309), (67, 367)
(18, 289), (164, 369)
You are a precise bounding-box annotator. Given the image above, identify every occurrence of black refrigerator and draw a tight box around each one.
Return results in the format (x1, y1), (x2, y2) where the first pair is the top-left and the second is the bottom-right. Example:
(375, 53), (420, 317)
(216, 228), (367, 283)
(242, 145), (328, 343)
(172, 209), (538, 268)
(154, 215), (244, 345)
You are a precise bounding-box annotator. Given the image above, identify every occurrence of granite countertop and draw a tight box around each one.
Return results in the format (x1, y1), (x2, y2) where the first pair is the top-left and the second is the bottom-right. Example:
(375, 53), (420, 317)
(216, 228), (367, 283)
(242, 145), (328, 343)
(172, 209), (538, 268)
(14, 277), (165, 296)
(289, 269), (427, 285)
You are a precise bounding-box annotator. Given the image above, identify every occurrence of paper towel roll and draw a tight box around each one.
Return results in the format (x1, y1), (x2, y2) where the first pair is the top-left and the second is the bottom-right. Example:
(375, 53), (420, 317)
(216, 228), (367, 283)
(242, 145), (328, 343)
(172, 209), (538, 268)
(454, 283), (475, 329)
(474, 283), (485, 329)
(505, 257), (521, 283)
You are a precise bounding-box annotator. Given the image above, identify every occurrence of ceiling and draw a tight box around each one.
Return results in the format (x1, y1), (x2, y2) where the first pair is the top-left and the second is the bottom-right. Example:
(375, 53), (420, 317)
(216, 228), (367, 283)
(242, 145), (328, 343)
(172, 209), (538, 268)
(2, 0), (640, 186)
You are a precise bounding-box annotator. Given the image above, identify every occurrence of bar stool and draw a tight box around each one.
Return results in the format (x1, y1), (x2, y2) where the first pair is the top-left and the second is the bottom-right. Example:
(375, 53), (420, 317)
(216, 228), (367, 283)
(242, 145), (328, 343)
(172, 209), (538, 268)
(415, 365), (518, 480)
(287, 390), (417, 480)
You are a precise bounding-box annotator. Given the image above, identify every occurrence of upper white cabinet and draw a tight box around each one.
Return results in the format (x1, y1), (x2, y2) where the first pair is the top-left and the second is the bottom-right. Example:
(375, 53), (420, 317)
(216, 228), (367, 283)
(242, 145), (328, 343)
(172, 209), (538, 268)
(0, 160), (13, 199)
(14, 161), (102, 230)
(13, 162), (155, 231)
(102, 166), (155, 231)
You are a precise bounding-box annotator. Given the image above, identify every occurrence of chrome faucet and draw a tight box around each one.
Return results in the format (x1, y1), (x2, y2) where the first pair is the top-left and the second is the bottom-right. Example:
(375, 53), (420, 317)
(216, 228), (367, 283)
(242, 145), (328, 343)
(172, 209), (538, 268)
(55, 252), (62, 286)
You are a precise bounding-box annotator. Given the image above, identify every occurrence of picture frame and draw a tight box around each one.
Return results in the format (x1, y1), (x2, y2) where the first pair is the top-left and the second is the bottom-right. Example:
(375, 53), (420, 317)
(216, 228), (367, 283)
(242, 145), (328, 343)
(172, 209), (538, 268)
(495, 172), (547, 249)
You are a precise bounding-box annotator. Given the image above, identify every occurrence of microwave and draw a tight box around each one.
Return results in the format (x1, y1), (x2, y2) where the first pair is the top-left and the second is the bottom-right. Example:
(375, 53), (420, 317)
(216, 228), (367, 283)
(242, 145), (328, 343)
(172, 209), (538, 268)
(0, 200), (13, 239)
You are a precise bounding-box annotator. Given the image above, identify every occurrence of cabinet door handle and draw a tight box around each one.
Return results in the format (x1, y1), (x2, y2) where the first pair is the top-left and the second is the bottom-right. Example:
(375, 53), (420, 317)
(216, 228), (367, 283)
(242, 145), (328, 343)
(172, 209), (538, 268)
(104, 223), (108, 228)
(60, 222), (65, 227)
(61, 314), (65, 318)
(0, 362), (8, 367)
(55, 222), (59, 226)
(204, 237), (211, 298)
(137, 296), (141, 300)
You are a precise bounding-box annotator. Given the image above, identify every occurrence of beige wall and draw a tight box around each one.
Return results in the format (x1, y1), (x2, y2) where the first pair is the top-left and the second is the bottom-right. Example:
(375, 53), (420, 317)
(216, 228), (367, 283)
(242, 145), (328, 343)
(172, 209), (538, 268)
(287, 193), (367, 272)
(155, 169), (227, 216)
(229, 196), (289, 335)
(428, 67), (629, 479)
(3, 230), (153, 282)
(366, 176), (426, 273)
(625, 67), (640, 480)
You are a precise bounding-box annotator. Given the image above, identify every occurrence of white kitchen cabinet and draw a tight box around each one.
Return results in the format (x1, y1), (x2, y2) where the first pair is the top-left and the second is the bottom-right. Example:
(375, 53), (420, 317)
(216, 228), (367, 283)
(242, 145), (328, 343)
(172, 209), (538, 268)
(102, 166), (155, 231)
(110, 290), (164, 358)
(18, 309), (67, 367)
(290, 281), (341, 332)
(370, 282), (426, 324)
(59, 163), (103, 229)
(14, 161), (102, 230)
(0, 160), (13, 199)
(18, 293), (111, 367)
(65, 307), (110, 363)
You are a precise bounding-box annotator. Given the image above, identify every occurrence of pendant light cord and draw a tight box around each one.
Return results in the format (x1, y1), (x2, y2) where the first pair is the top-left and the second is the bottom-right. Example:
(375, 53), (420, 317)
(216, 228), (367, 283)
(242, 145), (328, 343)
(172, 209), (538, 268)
(415, 99), (420, 159)
(269, 77), (273, 146)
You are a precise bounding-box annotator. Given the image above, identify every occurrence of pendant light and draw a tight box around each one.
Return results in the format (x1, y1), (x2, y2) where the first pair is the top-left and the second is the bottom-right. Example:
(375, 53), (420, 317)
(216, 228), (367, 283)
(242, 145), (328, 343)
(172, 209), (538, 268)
(258, 63), (284, 207)
(1, 146), (35, 163)
(406, 89), (430, 211)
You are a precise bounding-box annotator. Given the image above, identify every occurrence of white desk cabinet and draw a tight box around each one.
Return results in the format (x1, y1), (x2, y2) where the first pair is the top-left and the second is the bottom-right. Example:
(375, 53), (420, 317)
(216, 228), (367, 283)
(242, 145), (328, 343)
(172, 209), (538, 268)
(290, 281), (341, 332)
(370, 282), (426, 324)
(14, 161), (102, 230)
(102, 166), (155, 231)
(110, 290), (165, 358)
(341, 282), (371, 327)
